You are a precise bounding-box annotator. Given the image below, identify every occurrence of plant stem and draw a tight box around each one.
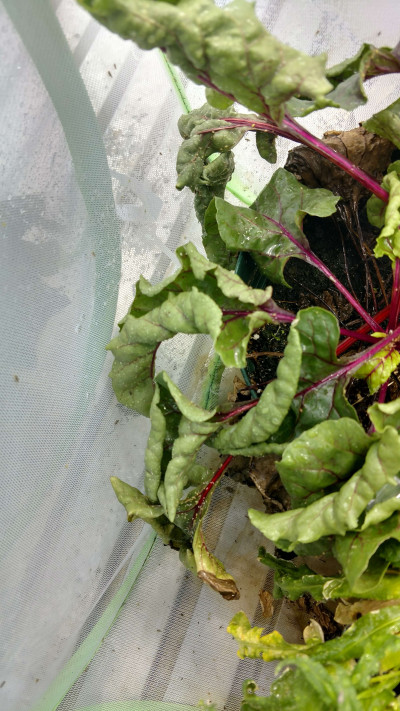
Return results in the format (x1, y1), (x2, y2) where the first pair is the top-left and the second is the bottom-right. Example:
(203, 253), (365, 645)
(296, 323), (400, 398)
(222, 306), (384, 346)
(215, 400), (258, 422)
(339, 329), (378, 344)
(282, 115), (389, 203)
(193, 455), (233, 520)
(224, 116), (389, 203)
(263, 214), (381, 331)
(388, 258), (400, 332)
(378, 381), (389, 403)
(336, 304), (391, 356)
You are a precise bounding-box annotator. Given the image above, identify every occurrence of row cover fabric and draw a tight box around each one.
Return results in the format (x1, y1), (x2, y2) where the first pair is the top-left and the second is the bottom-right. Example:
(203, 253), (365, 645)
(1, 1), (400, 710)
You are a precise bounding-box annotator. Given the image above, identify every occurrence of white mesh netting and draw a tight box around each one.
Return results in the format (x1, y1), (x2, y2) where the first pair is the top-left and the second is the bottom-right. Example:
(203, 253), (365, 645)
(1, 2), (400, 710)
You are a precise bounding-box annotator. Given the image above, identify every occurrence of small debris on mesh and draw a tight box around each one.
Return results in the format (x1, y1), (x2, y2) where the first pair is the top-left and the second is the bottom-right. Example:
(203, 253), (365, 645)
(259, 589), (274, 618)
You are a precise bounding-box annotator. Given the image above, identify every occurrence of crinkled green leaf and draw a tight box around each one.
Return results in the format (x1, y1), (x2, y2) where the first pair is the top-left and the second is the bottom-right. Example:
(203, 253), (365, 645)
(334, 513), (400, 588)
(192, 504), (239, 600)
(144, 376), (181, 502)
(108, 243), (278, 415)
(364, 98), (400, 150)
(369, 396), (400, 433)
(363, 478), (400, 529)
(288, 43), (400, 116)
(237, 608), (400, 710)
(277, 418), (370, 506)
(224, 441), (286, 457)
(141, 370), (219, 520)
(241, 677), (321, 711)
(213, 169), (339, 286)
(255, 131), (277, 164)
(144, 371), (216, 502)
(258, 549), (328, 601)
(249, 427), (400, 548)
(277, 657), (360, 711)
(176, 103), (247, 222)
(367, 163), (400, 262)
(321, 566), (400, 602)
(107, 288), (221, 416)
(228, 611), (312, 662)
(293, 308), (358, 433)
(128, 241), (273, 315)
(110, 476), (164, 520)
(203, 198), (238, 269)
(211, 321), (301, 453)
(355, 336), (400, 394)
(78, 0), (332, 121)
(110, 476), (193, 550)
(352, 636), (400, 691)
(163, 414), (219, 521)
(267, 556), (397, 601)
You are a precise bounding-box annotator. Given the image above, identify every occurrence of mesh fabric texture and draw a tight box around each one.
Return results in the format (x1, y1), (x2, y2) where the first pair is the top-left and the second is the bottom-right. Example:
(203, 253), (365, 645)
(1, 1), (400, 710)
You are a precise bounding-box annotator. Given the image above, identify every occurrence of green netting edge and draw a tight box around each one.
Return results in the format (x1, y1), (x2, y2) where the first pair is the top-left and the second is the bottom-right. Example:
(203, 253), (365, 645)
(30, 531), (157, 711)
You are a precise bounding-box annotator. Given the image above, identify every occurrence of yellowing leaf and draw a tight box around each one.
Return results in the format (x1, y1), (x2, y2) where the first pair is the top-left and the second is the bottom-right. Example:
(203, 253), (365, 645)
(355, 332), (400, 394)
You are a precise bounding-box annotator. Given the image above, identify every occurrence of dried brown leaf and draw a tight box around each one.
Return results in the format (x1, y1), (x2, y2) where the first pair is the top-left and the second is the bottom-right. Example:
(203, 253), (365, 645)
(285, 127), (394, 204)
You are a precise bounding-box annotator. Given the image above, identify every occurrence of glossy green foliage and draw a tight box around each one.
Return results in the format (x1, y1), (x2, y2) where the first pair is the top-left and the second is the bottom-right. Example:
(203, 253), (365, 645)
(213, 169), (339, 286)
(277, 418), (370, 506)
(249, 426), (400, 548)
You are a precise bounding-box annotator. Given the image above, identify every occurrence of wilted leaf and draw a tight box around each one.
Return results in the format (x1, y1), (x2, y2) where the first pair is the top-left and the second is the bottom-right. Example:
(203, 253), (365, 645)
(193, 503), (239, 600)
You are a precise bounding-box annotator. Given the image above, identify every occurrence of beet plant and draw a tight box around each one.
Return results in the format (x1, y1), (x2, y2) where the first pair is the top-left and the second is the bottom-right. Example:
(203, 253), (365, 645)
(78, 0), (400, 707)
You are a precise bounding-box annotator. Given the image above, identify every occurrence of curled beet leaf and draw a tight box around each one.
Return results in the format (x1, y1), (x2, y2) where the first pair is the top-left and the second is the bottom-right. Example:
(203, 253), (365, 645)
(107, 243), (279, 415)
(249, 426), (400, 548)
(211, 321), (301, 453)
